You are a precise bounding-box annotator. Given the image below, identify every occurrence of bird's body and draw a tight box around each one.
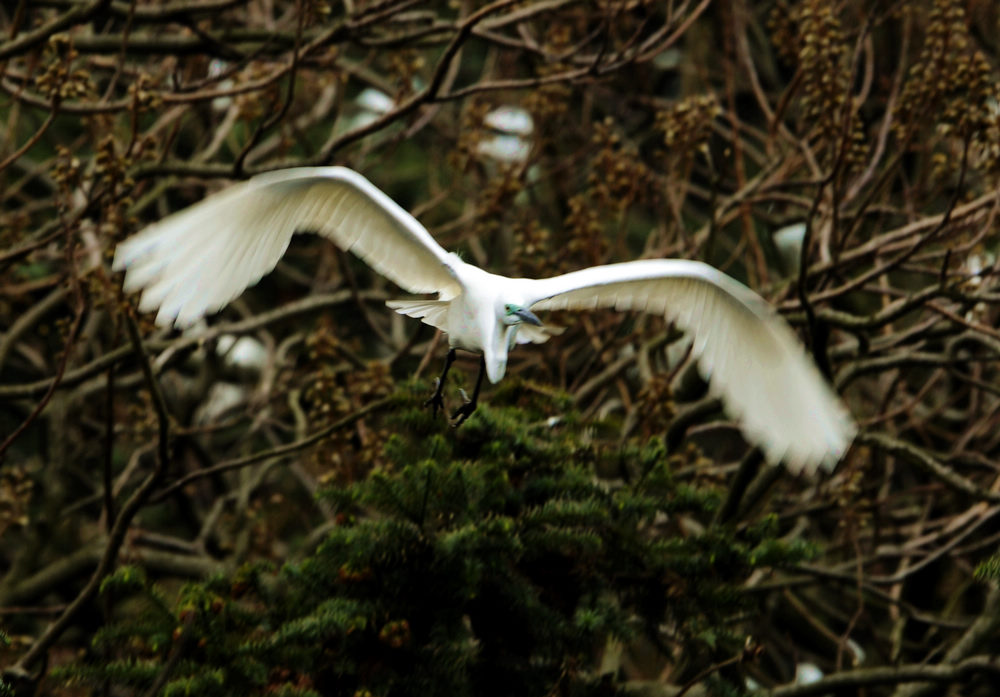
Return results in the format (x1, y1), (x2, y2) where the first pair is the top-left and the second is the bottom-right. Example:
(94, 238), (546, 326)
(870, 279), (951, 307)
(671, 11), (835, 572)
(391, 260), (542, 383)
(114, 166), (855, 473)
(445, 263), (515, 368)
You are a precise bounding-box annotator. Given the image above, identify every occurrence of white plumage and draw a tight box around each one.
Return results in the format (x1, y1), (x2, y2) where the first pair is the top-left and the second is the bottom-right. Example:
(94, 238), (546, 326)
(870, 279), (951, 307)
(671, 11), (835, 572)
(114, 166), (855, 473)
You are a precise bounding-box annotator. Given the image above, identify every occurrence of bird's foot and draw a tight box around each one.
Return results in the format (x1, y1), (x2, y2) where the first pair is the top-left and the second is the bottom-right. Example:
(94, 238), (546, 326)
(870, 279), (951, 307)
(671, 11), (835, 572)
(424, 378), (446, 417)
(450, 388), (477, 427)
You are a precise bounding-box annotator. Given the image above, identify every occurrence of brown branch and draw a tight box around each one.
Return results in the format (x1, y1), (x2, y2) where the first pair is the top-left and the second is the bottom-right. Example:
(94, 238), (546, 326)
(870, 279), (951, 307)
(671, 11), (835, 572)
(0, 107), (58, 174)
(150, 395), (395, 503)
(0, 290), (383, 399)
(766, 656), (1000, 697)
(0, 0), (111, 60)
(858, 432), (1000, 504)
(6, 310), (172, 678)
(0, 293), (85, 464)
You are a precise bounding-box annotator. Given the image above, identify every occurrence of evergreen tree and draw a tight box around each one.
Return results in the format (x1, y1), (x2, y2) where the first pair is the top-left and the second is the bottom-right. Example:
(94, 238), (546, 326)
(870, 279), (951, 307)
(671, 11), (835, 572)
(57, 384), (814, 696)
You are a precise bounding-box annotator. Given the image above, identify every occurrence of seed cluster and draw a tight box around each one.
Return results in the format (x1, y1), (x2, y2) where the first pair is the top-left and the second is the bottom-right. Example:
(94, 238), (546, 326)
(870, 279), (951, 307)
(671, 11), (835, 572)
(656, 94), (721, 174)
(588, 118), (654, 211)
(635, 373), (676, 438)
(896, 0), (1000, 178)
(511, 218), (557, 278)
(34, 34), (94, 102)
(303, 320), (394, 479)
(0, 467), (33, 537)
(898, 0), (994, 138)
(770, 1), (866, 171)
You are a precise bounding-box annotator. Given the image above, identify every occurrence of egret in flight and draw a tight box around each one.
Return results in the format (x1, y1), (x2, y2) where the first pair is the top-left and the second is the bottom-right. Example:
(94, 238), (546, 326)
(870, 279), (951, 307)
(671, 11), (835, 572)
(113, 167), (854, 474)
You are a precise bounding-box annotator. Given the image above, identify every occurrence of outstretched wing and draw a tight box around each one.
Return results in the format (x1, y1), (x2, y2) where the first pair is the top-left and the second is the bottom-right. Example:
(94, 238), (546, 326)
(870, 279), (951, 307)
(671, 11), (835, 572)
(113, 167), (461, 327)
(526, 259), (855, 474)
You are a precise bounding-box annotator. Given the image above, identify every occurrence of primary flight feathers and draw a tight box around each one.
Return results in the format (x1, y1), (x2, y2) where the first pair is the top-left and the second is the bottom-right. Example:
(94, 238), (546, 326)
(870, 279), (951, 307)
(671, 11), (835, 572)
(116, 168), (462, 326)
(114, 166), (855, 473)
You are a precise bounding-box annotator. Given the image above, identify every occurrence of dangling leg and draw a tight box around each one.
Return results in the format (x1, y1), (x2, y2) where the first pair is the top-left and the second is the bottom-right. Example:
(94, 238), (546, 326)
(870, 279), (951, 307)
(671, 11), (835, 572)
(451, 354), (486, 427)
(424, 348), (456, 417)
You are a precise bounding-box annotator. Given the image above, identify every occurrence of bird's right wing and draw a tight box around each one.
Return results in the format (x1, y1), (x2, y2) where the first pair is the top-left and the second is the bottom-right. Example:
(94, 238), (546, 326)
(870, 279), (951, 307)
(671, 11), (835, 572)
(113, 167), (462, 327)
(526, 259), (855, 474)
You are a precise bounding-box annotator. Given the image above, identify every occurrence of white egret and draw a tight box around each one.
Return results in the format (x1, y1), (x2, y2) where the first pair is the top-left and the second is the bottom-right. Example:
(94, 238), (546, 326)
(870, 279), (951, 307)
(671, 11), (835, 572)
(113, 167), (855, 473)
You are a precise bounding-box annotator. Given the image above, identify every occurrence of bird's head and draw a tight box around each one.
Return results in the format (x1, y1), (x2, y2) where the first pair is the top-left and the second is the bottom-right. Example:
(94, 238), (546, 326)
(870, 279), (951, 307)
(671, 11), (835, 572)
(479, 302), (540, 382)
(483, 301), (544, 383)
(501, 303), (542, 327)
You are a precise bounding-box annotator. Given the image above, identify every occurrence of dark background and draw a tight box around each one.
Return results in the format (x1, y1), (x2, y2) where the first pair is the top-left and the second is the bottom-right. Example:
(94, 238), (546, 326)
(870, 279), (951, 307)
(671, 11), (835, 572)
(1, 1), (1000, 695)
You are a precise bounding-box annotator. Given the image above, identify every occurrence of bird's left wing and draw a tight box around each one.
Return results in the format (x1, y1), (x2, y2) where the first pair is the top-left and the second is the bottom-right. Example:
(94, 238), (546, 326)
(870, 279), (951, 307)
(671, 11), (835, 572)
(526, 259), (855, 473)
(114, 167), (462, 327)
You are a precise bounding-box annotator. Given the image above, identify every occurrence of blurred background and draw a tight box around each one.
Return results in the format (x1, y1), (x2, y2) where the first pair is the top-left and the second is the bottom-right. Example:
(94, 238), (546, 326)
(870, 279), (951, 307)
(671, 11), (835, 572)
(2, 1), (1000, 695)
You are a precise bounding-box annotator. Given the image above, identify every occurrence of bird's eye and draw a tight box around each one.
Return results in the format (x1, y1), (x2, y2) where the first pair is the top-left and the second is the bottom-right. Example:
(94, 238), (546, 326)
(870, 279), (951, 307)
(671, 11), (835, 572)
(504, 304), (514, 314)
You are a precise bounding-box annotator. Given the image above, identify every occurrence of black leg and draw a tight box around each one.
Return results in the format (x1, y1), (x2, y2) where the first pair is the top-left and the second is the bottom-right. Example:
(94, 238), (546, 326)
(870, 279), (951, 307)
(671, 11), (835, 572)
(451, 354), (486, 427)
(424, 348), (456, 417)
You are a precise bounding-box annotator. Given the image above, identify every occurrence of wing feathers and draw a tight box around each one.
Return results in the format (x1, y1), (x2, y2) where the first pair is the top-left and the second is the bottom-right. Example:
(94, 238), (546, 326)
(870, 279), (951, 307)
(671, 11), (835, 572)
(515, 322), (565, 345)
(113, 167), (461, 327)
(527, 260), (854, 473)
(385, 298), (450, 331)
(114, 166), (853, 473)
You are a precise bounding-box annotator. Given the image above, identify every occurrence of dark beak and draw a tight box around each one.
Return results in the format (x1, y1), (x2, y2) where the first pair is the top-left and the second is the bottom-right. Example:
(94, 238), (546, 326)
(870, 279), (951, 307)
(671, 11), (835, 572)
(514, 307), (543, 326)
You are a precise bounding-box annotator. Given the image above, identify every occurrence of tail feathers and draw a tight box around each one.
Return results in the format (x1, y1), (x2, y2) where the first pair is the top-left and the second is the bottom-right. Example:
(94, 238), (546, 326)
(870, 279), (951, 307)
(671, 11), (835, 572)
(386, 299), (449, 331)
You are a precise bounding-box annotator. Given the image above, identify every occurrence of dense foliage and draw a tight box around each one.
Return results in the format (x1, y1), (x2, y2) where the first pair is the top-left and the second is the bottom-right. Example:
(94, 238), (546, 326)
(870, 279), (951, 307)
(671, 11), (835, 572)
(52, 389), (820, 696)
(1, 1), (1000, 696)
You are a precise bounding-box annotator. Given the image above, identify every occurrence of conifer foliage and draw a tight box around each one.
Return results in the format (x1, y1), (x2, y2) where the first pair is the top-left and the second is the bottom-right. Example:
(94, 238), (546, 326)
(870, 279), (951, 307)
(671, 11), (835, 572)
(56, 386), (814, 696)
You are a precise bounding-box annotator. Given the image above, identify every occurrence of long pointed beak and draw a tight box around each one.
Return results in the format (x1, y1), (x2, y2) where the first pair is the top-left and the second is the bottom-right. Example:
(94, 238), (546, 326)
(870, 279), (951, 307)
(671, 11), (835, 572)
(514, 307), (543, 326)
